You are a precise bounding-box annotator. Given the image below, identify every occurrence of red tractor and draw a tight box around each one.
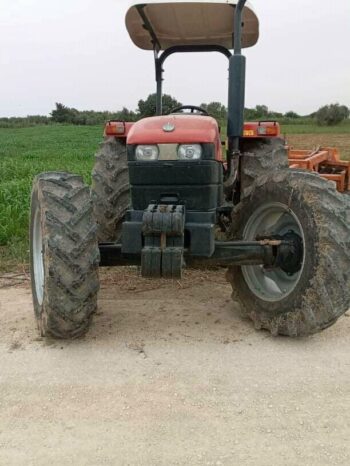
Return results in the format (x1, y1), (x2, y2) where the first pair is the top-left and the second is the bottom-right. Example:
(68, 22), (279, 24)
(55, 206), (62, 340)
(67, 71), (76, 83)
(30, 0), (350, 339)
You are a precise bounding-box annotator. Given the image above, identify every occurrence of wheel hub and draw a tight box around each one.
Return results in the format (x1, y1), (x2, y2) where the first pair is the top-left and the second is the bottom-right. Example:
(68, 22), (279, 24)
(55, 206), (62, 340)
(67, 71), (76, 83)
(241, 202), (305, 302)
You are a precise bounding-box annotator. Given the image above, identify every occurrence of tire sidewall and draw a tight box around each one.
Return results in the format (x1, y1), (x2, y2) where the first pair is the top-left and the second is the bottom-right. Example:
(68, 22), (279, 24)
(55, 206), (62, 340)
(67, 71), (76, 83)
(29, 182), (47, 333)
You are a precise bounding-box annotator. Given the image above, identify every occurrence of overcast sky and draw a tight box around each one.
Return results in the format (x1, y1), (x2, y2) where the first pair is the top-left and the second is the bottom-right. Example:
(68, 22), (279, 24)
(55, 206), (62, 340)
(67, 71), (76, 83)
(1, 0), (349, 117)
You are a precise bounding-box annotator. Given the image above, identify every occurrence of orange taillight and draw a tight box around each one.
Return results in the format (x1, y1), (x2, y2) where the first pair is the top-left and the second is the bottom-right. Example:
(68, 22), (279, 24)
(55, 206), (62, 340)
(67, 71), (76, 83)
(105, 121), (125, 136)
(243, 122), (281, 138)
(266, 126), (279, 136)
(257, 125), (279, 137)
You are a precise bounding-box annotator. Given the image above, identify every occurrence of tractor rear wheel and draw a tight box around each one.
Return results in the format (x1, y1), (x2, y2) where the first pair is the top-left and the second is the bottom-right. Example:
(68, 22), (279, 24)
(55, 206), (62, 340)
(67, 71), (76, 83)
(91, 137), (130, 242)
(227, 169), (350, 337)
(30, 172), (100, 339)
(240, 137), (289, 194)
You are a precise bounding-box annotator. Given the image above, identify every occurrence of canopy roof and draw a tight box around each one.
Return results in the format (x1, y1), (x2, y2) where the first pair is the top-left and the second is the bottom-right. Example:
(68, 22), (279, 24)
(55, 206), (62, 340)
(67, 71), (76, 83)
(125, 1), (259, 51)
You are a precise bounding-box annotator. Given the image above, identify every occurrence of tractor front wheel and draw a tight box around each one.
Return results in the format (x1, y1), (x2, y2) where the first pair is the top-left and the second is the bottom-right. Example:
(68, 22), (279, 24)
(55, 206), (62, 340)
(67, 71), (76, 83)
(30, 172), (100, 338)
(227, 170), (350, 337)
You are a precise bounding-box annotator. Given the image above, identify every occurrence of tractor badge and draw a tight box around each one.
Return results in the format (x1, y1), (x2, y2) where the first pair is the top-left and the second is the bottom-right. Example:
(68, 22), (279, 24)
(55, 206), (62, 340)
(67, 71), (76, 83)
(163, 122), (175, 132)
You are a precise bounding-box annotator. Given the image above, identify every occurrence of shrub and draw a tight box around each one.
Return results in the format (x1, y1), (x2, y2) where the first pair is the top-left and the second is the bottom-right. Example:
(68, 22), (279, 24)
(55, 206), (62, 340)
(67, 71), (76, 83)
(315, 104), (349, 126)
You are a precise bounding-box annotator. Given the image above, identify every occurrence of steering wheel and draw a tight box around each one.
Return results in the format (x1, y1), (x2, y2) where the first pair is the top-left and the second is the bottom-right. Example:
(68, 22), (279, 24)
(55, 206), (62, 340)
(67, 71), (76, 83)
(169, 105), (209, 116)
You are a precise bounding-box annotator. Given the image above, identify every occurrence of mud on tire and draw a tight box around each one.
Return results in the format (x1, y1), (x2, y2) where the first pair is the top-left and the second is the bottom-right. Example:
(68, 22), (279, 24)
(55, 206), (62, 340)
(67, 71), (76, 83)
(30, 172), (100, 339)
(240, 137), (289, 194)
(227, 169), (350, 337)
(91, 137), (130, 242)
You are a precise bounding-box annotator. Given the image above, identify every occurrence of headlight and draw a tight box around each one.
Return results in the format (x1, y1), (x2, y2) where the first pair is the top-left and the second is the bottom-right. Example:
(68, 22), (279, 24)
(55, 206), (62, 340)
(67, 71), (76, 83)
(135, 145), (159, 161)
(178, 144), (202, 160)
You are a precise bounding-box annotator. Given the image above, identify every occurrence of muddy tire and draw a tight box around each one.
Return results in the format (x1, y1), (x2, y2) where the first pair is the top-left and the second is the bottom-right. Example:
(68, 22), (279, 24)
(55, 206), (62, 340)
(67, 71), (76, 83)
(227, 169), (350, 337)
(240, 138), (289, 194)
(30, 172), (100, 339)
(91, 137), (130, 242)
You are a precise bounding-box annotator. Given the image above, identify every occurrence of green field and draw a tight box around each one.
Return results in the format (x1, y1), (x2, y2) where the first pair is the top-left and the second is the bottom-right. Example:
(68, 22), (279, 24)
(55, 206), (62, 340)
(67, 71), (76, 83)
(0, 125), (103, 270)
(282, 121), (350, 134)
(0, 123), (349, 271)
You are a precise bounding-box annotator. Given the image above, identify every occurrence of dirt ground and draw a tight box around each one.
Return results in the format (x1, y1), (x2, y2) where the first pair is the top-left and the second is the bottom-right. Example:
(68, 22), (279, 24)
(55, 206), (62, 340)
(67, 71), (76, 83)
(1, 267), (350, 466)
(287, 133), (350, 160)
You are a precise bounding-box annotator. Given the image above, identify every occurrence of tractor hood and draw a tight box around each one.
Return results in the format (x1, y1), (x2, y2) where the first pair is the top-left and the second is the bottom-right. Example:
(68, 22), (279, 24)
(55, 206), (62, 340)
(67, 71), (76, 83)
(127, 115), (220, 145)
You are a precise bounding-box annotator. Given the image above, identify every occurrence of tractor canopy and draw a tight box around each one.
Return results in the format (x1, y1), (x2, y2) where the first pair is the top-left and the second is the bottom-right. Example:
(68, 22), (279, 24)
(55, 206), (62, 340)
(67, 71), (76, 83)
(125, 0), (259, 51)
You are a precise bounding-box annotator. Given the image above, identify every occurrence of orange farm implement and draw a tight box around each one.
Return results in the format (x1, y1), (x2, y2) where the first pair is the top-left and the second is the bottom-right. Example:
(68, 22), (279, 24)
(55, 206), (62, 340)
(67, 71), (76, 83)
(288, 147), (350, 192)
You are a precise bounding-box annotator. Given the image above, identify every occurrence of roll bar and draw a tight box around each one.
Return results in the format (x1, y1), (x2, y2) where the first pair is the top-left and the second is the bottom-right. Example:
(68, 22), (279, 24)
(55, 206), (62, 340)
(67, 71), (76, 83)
(154, 45), (232, 116)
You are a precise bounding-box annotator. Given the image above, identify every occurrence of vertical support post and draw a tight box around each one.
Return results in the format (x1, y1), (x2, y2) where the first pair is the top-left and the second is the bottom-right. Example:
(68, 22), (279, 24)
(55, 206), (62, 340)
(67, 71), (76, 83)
(227, 0), (247, 155)
(155, 54), (163, 116)
(227, 55), (246, 150)
(156, 74), (162, 116)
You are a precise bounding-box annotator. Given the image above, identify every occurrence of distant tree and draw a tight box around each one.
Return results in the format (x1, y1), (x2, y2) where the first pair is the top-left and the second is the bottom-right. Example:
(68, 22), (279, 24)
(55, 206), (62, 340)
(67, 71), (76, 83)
(268, 111), (283, 119)
(138, 93), (182, 118)
(244, 107), (256, 120)
(50, 103), (78, 123)
(200, 102), (227, 123)
(244, 105), (270, 121)
(285, 111), (300, 119)
(115, 107), (138, 121)
(255, 105), (269, 118)
(315, 104), (349, 126)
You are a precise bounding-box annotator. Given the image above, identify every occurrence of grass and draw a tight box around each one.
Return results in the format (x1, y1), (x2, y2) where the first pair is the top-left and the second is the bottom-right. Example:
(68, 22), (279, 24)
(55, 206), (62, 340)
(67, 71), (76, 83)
(0, 125), (103, 271)
(281, 120), (350, 134)
(0, 123), (349, 271)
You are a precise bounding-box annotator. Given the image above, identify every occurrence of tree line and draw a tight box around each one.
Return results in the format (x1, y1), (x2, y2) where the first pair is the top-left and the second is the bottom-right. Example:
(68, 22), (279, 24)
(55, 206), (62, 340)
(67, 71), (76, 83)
(0, 95), (348, 128)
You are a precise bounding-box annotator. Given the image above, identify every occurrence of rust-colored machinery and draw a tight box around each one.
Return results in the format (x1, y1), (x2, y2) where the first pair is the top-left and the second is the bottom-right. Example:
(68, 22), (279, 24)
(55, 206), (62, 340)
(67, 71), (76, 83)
(288, 147), (350, 192)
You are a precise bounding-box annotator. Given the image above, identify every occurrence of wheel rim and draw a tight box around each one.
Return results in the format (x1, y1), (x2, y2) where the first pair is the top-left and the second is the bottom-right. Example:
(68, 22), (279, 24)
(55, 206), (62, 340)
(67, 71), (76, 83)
(33, 207), (44, 306)
(242, 202), (305, 302)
